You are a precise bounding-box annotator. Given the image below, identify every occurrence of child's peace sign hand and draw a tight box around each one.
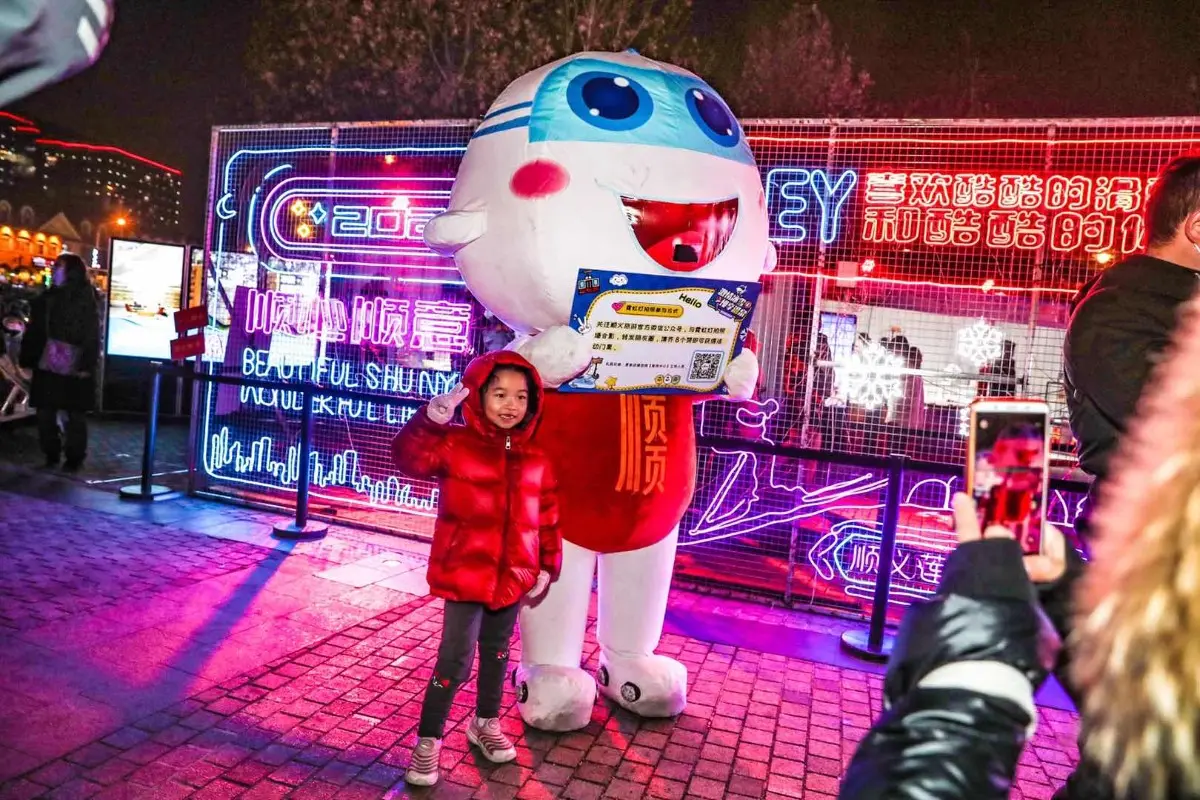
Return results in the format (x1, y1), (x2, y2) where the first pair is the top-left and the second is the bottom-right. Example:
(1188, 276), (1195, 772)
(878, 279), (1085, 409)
(427, 383), (470, 425)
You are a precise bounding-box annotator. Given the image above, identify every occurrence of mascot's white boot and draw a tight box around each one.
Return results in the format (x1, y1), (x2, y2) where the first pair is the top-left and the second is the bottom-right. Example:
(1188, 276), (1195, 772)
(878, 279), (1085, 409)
(516, 533), (686, 728)
(516, 541), (598, 731)
(595, 530), (687, 717)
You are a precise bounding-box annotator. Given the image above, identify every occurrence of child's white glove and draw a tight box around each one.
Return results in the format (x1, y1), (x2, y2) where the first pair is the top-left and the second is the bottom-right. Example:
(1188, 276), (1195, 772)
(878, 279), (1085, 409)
(528, 570), (552, 599)
(427, 383), (469, 425)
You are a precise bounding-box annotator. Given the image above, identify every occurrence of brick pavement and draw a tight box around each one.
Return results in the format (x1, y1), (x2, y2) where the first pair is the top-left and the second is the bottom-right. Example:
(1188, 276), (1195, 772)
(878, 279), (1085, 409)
(0, 418), (189, 490)
(0, 481), (1080, 799)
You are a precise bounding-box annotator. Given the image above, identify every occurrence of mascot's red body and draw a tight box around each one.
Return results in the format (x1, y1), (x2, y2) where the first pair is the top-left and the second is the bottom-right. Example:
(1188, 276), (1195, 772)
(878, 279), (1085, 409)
(537, 392), (697, 553)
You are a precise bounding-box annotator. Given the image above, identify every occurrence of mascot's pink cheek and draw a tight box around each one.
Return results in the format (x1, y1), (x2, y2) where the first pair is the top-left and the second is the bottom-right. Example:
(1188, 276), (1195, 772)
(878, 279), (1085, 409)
(510, 159), (571, 198)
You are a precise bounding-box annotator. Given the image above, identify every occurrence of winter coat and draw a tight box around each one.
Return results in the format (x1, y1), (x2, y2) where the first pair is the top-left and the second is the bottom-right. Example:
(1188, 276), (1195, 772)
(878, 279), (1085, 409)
(1064, 255), (1197, 485)
(19, 287), (100, 412)
(839, 539), (1060, 799)
(391, 350), (562, 610)
(1066, 291), (1200, 799)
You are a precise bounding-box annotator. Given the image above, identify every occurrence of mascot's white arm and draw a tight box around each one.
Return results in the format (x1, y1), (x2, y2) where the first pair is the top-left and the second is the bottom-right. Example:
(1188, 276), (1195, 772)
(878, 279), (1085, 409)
(508, 326), (594, 388)
(425, 209), (593, 389)
(424, 209), (487, 254)
(718, 242), (772, 403)
(722, 348), (759, 402)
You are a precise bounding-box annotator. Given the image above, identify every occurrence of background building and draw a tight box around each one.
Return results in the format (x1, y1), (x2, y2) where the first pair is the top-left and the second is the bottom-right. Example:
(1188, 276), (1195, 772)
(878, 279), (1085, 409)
(0, 110), (181, 284)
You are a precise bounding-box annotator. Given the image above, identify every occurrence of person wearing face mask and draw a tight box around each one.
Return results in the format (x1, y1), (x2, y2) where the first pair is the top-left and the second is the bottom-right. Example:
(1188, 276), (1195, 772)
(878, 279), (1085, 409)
(1050, 152), (1200, 799)
(18, 253), (100, 471)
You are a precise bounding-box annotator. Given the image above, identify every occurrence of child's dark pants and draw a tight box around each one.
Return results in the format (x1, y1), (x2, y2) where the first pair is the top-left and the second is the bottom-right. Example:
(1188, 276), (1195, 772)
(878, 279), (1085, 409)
(418, 600), (520, 738)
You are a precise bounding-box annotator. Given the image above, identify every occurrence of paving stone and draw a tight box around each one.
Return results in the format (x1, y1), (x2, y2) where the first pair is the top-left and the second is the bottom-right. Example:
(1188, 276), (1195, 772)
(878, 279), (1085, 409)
(0, 484), (1078, 800)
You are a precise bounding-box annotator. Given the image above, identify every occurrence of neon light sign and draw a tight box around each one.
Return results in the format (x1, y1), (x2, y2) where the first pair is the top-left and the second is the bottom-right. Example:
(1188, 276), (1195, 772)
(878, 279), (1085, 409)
(240, 349), (460, 395)
(242, 290), (472, 353)
(956, 318), (1003, 368)
(765, 168), (858, 244)
(684, 402), (1086, 606)
(237, 348), (457, 422)
(262, 177), (453, 261)
(861, 170), (1151, 254)
(206, 426), (438, 512)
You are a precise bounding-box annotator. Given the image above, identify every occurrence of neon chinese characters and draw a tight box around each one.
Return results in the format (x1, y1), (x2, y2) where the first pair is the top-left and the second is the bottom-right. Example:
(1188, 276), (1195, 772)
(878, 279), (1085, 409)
(241, 289), (472, 354)
(861, 170), (1150, 255)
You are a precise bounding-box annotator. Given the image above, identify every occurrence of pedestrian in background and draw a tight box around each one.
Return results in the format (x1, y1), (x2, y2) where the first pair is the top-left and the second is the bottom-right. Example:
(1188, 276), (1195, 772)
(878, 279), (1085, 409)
(19, 253), (100, 471)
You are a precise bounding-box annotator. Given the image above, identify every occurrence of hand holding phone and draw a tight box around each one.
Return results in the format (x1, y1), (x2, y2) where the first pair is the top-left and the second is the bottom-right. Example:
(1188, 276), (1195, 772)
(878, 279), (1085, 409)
(965, 399), (1051, 556)
(951, 493), (1067, 583)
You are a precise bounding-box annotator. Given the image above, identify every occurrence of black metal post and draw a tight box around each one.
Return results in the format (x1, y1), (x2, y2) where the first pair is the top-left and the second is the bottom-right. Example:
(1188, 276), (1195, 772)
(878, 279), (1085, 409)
(120, 366), (176, 501)
(185, 364), (202, 496)
(841, 453), (906, 661)
(273, 386), (328, 539)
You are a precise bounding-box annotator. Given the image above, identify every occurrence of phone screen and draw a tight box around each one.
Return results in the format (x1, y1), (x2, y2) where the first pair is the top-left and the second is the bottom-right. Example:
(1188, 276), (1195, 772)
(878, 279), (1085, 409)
(969, 407), (1049, 555)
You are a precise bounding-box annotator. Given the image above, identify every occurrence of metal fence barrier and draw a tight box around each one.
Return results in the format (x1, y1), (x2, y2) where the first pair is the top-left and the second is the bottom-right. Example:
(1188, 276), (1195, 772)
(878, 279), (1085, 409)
(128, 363), (1091, 662)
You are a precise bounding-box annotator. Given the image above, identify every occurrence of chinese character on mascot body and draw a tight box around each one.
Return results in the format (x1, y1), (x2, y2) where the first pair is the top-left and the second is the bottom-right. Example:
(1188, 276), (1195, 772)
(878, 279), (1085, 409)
(424, 50), (776, 731)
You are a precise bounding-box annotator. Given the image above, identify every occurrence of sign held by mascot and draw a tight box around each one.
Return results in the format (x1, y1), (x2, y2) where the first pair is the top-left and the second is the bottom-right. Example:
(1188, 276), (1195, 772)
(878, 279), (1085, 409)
(425, 49), (776, 731)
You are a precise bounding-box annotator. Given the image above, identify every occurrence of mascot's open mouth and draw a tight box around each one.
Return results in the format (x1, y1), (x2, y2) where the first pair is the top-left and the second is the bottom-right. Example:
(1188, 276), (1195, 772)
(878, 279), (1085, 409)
(619, 196), (738, 272)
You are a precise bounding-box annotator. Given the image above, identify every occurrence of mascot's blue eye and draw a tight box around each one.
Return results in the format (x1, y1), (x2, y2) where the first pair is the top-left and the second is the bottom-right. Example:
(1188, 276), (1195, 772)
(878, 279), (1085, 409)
(687, 88), (739, 147)
(567, 72), (653, 131)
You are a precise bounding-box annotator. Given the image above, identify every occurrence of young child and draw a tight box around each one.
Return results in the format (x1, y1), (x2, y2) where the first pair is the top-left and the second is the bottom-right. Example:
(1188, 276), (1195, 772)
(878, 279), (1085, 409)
(390, 350), (561, 786)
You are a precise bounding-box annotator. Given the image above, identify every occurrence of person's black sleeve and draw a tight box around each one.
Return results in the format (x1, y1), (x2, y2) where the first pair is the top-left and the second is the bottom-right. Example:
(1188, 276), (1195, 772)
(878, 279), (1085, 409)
(1065, 287), (1171, 434)
(81, 298), (100, 369)
(18, 295), (46, 369)
(838, 539), (1060, 800)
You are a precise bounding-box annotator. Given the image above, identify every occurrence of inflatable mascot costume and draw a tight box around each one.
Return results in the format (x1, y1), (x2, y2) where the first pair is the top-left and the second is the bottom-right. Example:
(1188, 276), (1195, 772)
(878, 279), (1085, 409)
(425, 51), (776, 731)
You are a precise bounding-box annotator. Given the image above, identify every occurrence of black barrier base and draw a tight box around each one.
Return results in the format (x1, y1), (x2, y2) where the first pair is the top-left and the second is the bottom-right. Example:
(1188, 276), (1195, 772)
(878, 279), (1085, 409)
(272, 520), (329, 540)
(118, 485), (178, 502)
(840, 629), (895, 662)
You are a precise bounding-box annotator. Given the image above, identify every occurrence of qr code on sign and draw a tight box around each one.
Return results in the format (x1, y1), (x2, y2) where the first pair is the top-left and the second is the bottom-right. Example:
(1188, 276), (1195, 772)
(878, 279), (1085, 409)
(688, 351), (724, 382)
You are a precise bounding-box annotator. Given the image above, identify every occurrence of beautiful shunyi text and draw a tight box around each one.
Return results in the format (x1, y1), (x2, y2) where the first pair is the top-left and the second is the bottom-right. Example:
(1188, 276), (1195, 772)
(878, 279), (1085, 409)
(238, 348), (460, 421)
(240, 348), (460, 396)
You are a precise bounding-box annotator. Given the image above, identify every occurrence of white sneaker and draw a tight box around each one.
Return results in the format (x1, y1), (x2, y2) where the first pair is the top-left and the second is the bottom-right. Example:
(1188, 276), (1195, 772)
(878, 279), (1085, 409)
(467, 716), (517, 763)
(405, 736), (441, 786)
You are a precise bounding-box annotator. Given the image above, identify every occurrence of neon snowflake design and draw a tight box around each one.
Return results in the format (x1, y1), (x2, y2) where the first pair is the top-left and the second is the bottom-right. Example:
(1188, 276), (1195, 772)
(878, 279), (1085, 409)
(834, 341), (903, 410)
(956, 318), (1003, 368)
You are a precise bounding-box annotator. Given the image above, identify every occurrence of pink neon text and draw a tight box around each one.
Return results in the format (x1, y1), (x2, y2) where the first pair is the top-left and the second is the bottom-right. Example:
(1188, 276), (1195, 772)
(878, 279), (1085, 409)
(243, 289), (472, 353)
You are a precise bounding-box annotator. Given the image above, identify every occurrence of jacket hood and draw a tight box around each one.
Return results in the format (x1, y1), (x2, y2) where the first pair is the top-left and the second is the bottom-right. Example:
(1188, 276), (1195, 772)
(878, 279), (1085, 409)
(1072, 289), (1200, 798)
(458, 350), (544, 443)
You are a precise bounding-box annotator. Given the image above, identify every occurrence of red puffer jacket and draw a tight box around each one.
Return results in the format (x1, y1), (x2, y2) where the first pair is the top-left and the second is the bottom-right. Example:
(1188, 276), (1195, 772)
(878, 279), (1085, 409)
(391, 351), (562, 610)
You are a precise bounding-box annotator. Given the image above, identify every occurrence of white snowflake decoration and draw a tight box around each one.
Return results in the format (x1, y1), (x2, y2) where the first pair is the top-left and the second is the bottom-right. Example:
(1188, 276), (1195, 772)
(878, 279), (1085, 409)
(834, 341), (903, 410)
(956, 319), (1003, 368)
(958, 405), (970, 437)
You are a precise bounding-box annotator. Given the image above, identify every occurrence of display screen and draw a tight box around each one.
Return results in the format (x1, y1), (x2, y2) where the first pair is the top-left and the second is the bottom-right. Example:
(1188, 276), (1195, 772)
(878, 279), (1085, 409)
(106, 238), (185, 359)
(970, 406), (1048, 554)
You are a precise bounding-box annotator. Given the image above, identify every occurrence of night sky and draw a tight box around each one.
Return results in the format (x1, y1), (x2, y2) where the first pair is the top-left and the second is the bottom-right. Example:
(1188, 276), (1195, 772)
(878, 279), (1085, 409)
(11, 0), (1200, 241)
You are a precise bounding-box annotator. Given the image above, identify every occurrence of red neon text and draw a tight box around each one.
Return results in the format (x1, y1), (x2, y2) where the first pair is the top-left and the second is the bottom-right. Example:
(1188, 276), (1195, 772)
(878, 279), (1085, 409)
(861, 171), (1150, 254)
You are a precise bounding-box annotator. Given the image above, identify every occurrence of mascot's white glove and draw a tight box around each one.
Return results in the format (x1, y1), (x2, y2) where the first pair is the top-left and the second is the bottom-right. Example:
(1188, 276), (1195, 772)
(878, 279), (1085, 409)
(722, 348), (759, 402)
(427, 383), (469, 425)
(528, 570), (551, 599)
(510, 325), (594, 389)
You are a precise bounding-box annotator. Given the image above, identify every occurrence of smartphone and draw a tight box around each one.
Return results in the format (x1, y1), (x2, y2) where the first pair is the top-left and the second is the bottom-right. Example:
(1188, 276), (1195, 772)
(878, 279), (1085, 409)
(965, 399), (1051, 555)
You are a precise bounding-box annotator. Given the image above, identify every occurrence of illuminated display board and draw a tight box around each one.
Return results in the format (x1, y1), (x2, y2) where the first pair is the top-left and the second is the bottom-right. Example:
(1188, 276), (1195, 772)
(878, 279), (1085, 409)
(200, 119), (1196, 604)
(106, 238), (186, 360)
(199, 125), (474, 527)
(746, 120), (1200, 290)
